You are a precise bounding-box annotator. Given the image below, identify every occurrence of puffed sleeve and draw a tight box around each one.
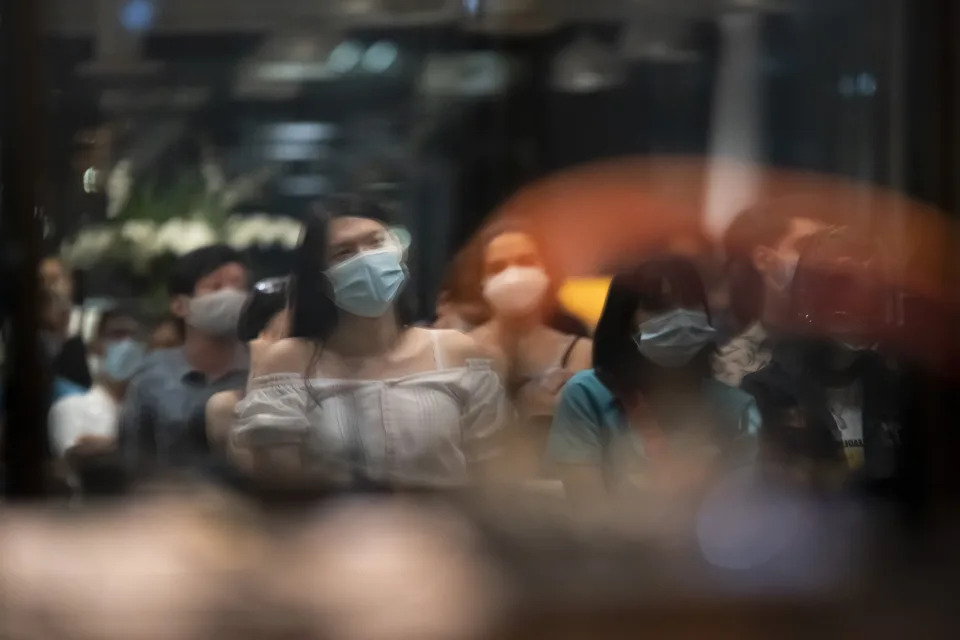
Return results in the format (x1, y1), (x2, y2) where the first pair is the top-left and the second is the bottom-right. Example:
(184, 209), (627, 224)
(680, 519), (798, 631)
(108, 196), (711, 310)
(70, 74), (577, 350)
(459, 358), (511, 464)
(230, 375), (312, 473)
(546, 374), (606, 465)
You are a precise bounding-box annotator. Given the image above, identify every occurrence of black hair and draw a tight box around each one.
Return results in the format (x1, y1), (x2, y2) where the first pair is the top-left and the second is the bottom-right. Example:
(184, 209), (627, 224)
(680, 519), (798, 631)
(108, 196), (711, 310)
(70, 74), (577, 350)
(167, 244), (246, 297)
(95, 305), (140, 338)
(288, 196), (413, 345)
(593, 255), (713, 402)
(238, 278), (289, 342)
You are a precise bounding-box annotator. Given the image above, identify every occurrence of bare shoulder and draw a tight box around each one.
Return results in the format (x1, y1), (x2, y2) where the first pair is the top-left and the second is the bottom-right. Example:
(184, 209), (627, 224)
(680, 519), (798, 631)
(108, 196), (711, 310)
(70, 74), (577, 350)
(431, 329), (506, 375)
(567, 336), (594, 371)
(254, 337), (318, 376)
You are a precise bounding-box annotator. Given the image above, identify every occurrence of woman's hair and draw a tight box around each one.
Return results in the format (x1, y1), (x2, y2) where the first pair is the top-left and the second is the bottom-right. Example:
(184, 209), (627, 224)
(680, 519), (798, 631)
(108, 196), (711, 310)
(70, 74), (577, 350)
(238, 277), (289, 342)
(288, 196), (412, 344)
(593, 255), (713, 401)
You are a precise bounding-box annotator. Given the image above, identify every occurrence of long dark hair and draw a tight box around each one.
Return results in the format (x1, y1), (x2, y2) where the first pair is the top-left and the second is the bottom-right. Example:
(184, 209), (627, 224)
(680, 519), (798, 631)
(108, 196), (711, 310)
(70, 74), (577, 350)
(593, 255), (713, 402)
(288, 196), (414, 345)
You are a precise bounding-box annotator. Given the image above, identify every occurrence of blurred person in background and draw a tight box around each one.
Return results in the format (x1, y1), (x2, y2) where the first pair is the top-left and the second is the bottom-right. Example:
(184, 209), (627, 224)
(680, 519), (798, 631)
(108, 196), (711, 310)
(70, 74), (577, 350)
(119, 244), (250, 475)
(49, 307), (144, 490)
(205, 277), (289, 452)
(547, 256), (760, 504)
(714, 205), (829, 387)
(230, 199), (506, 489)
(39, 288), (87, 402)
(39, 256), (92, 388)
(147, 314), (185, 352)
(470, 227), (592, 478)
(433, 249), (489, 332)
(741, 230), (902, 495)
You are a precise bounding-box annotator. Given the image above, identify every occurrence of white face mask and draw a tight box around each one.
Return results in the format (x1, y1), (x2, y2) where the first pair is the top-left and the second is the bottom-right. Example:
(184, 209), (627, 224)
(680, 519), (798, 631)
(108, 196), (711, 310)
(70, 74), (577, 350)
(483, 266), (550, 317)
(187, 288), (248, 337)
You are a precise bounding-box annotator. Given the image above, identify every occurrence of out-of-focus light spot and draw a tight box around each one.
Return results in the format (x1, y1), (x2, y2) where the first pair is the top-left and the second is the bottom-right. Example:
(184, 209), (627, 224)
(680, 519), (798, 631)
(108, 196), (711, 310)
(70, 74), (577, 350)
(82, 167), (99, 193)
(857, 72), (877, 96)
(838, 75), (856, 97)
(267, 122), (337, 142)
(696, 472), (806, 571)
(119, 0), (155, 33)
(462, 0), (481, 15)
(327, 40), (364, 74)
(362, 41), (399, 73)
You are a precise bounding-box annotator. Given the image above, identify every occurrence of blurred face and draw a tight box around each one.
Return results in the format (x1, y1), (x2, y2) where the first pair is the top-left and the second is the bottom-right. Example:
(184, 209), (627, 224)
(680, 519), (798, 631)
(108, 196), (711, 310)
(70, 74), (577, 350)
(93, 315), (141, 356)
(326, 217), (392, 266)
(41, 292), (71, 335)
(793, 254), (885, 347)
(483, 232), (544, 280)
(754, 217), (828, 293)
(149, 321), (183, 351)
(192, 262), (248, 297)
(171, 261), (249, 320)
(40, 258), (73, 302)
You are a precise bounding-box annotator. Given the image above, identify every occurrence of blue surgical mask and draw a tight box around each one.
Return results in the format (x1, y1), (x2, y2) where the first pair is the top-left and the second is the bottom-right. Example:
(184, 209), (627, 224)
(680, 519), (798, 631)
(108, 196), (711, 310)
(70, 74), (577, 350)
(102, 339), (146, 382)
(326, 247), (407, 318)
(632, 308), (716, 368)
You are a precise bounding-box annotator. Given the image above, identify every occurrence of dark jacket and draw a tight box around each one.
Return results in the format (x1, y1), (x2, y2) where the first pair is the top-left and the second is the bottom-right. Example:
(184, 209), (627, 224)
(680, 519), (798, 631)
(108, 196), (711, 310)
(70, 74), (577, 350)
(742, 340), (902, 494)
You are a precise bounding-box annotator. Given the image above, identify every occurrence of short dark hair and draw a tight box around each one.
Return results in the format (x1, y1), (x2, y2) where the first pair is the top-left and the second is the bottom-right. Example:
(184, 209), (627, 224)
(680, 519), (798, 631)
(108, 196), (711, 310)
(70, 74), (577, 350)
(95, 305), (140, 338)
(238, 278), (289, 342)
(594, 255), (712, 401)
(167, 244), (246, 297)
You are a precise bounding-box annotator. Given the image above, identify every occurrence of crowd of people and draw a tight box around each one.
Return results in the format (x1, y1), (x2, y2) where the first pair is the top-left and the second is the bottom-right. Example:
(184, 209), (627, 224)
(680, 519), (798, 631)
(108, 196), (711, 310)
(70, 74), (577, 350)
(20, 194), (911, 507)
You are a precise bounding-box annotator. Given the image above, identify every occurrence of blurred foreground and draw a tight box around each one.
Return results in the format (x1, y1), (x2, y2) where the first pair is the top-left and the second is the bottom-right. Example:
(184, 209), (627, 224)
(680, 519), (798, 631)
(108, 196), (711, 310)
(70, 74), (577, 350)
(2, 483), (959, 640)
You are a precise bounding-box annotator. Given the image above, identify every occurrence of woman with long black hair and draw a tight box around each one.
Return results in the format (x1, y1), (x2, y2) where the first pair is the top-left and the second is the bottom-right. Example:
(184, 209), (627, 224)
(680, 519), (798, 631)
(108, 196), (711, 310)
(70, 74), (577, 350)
(547, 256), (760, 503)
(231, 199), (507, 489)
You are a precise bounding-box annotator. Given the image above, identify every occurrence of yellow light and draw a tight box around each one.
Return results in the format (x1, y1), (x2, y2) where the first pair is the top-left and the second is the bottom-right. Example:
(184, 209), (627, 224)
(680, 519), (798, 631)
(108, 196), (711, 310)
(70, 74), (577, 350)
(557, 277), (612, 331)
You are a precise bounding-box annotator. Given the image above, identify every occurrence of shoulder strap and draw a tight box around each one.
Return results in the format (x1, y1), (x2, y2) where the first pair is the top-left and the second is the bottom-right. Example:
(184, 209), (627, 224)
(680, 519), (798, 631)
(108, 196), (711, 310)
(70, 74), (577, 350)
(559, 336), (582, 368)
(430, 330), (446, 370)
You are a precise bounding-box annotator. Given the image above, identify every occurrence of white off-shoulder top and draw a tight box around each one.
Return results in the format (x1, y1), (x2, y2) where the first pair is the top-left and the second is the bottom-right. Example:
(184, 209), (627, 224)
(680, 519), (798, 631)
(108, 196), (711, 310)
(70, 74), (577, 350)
(232, 331), (508, 487)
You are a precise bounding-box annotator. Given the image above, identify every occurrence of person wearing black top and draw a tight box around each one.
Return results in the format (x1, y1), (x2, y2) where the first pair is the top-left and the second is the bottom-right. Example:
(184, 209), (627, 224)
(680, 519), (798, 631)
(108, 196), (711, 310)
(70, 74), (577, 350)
(742, 230), (903, 495)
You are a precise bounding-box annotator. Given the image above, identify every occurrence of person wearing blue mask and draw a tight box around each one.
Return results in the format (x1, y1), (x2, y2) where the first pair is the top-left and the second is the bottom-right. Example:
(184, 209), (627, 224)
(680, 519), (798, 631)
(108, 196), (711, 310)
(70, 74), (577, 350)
(230, 198), (507, 490)
(49, 308), (145, 469)
(547, 256), (760, 504)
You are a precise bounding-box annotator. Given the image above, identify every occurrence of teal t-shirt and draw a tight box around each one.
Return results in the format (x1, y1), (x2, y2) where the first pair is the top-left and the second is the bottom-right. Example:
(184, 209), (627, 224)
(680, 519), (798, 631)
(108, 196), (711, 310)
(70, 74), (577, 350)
(547, 369), (760, 492)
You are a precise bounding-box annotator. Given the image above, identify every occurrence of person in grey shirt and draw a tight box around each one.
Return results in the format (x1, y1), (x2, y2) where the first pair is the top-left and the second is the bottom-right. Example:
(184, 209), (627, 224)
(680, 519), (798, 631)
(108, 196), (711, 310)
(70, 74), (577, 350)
(120, 244), (250, 473)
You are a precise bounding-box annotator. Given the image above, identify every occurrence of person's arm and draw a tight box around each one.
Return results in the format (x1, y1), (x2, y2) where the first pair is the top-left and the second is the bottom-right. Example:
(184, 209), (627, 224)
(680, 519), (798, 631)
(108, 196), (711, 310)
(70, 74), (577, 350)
(437, 330), (511, 482)
(206, 390), (242, 452)
(546, 377), (607, 504)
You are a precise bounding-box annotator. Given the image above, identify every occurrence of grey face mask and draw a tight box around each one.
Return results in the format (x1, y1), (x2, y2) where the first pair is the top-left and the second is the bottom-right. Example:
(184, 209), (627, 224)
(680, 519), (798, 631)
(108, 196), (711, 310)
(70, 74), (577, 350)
(632, 309), (717, 368)
(187, 288), (248, 337)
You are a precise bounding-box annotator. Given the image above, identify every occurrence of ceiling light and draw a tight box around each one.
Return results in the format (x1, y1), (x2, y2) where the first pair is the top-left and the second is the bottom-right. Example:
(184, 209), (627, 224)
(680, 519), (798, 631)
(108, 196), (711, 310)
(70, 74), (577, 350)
(362, 41), (400, 73)
(326, 40), (364, 74)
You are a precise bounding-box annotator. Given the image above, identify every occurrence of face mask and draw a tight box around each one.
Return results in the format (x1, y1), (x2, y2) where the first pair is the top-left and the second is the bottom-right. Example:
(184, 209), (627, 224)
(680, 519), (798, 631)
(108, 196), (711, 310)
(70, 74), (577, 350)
(632, 309), (717, 368)
(326, 247), (407, 318)
(483, 267), (550, 317)
(187, 288), (248, 337)
(102, 339), (146, 382)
